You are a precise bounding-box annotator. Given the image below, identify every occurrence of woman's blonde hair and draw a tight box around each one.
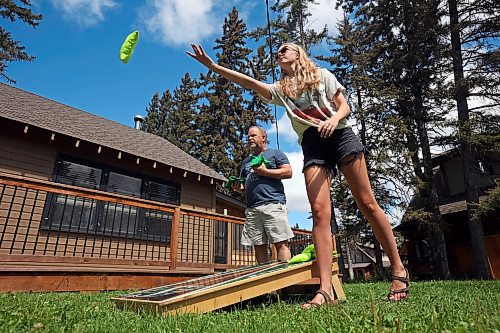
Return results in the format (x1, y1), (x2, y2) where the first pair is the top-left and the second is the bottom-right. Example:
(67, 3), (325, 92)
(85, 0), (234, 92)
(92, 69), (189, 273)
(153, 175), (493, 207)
(277, 43), (321, 98)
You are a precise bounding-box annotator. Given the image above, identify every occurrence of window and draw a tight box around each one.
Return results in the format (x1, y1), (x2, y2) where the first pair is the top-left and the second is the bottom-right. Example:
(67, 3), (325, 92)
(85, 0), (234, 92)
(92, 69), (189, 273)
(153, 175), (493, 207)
(42, 155), (180, 243)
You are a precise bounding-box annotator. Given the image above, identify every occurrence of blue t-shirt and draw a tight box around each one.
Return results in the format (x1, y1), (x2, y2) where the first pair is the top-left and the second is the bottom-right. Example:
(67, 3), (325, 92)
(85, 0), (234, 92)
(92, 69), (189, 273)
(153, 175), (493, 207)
(239, 148), (290, 208)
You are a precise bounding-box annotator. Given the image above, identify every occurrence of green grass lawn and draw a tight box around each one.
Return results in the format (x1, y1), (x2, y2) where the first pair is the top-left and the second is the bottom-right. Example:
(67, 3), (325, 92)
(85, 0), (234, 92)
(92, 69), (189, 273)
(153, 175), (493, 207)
(1, 280), (499, 333)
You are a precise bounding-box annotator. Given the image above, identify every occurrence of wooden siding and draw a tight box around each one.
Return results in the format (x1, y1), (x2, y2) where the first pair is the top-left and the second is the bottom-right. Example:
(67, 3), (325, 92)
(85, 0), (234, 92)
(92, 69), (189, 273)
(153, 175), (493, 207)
(0, 122), (215, 211)
(0, 131), (56, 180)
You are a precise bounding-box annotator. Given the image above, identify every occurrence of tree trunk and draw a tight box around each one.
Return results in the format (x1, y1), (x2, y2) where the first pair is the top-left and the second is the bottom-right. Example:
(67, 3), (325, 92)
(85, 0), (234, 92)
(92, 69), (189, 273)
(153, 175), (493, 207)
(373, 236), (385, 279)
(448, 0), (491, 279)
(345, 241), (355, 280)
(415, 110), (451, 279)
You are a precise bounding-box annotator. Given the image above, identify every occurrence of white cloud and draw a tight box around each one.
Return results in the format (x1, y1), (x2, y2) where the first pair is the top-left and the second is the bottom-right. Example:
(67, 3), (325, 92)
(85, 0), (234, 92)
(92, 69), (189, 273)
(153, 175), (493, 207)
(50, 0), (117, 27)
(307, 0), (344, 37)
(266, 111), (299, 145)
(139, 0), (230, 46)
(282, 151), (310, 213)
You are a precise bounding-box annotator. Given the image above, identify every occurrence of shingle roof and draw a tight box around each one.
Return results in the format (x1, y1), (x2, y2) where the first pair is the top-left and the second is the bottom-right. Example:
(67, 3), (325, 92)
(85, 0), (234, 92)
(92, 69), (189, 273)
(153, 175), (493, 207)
(0, 83), (225, 182)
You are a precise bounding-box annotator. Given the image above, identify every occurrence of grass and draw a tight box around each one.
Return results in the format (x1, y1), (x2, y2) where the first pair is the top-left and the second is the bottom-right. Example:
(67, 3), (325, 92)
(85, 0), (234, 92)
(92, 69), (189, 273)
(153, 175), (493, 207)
(0, 280), (499, 333)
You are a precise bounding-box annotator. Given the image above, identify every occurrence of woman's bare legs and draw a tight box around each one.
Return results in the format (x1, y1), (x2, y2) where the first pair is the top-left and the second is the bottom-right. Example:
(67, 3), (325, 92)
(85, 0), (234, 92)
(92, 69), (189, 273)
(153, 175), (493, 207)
(302, 165), (334, 307)
(340, 153), (408, 301)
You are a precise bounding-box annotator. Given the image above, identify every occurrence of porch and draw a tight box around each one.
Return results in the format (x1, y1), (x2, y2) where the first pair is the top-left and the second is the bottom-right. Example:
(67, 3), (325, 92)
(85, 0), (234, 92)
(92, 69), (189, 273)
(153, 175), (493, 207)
(0, 172), (313, 291)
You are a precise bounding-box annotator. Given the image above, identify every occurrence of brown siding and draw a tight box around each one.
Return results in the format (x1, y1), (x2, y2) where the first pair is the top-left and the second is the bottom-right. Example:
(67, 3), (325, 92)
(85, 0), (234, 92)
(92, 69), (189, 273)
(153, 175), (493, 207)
(0, 131), (56, 179)
(486, 234), (500, 279)
(0, 123), (215, 210)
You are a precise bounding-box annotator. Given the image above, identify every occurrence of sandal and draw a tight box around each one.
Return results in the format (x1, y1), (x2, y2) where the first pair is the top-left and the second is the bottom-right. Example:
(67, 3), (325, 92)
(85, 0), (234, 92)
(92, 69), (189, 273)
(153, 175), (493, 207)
(387, 268), (410, 301)
(302, 289), (338, 309)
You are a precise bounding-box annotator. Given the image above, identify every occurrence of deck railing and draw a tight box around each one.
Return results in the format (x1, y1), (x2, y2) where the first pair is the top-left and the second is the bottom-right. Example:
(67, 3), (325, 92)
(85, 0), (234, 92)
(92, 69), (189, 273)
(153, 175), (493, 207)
(0, 172), (313, 274)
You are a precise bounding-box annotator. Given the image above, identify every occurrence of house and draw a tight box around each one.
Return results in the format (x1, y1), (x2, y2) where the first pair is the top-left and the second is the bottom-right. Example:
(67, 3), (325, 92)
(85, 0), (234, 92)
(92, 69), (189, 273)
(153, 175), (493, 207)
(0, 83), (314, 291)
(343, 243), (390, 280)
(397, 150), (500, 279)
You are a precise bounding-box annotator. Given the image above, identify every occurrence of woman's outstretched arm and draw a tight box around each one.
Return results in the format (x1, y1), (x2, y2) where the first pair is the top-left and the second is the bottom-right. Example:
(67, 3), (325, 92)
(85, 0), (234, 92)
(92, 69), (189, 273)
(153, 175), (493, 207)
(186, 44), (272, 100)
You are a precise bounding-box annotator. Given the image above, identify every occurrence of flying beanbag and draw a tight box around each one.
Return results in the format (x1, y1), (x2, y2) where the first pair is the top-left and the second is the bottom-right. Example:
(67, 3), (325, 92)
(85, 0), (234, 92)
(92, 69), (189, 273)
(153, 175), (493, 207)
(119, 31), (139, 64)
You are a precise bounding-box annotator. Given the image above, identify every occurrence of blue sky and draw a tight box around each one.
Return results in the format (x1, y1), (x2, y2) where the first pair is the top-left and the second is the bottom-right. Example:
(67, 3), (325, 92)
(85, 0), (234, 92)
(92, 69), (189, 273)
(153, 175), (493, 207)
(6, 0), (344, 230)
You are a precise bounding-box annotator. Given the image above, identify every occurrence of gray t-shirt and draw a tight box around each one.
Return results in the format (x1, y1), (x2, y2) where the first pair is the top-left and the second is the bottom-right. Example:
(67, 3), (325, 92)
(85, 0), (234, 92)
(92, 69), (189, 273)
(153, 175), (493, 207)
(239, 148), (289, 208)
(259, 68), (349, 145)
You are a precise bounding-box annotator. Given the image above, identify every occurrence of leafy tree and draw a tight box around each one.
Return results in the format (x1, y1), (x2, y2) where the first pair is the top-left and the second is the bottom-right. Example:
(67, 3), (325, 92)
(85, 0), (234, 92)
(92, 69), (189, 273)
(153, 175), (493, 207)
(0, 0), (43, 83)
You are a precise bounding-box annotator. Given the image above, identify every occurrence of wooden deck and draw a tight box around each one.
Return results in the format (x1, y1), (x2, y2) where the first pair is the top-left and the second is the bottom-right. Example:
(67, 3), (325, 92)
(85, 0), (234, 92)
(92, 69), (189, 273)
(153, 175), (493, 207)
(0, 172), (315, 291)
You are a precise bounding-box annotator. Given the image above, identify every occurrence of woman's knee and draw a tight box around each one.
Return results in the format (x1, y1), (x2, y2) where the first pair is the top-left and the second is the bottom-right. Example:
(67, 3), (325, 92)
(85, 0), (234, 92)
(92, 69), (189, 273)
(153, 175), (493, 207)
(358, 199), (380, 218)
(310, 203), (330, 223)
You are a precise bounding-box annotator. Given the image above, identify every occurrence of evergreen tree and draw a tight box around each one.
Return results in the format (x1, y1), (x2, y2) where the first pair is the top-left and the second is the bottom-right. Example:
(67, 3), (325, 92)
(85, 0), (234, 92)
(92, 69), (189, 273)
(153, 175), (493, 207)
(195, 7), (272, 177)
(250, 0), (329, 76)
(337, 0), (453, 278)
(0, 0), (43, 83)
(320, 14), (413, 278)
(158, 89), (174, 136)
(142, 92), (162, 135)
(444, 0), (499, 279)
(165, 73), (199, 154)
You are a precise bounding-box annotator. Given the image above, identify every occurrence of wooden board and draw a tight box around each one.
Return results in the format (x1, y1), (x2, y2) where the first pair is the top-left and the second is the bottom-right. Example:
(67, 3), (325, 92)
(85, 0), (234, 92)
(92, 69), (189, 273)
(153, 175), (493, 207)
(112, 260), (344, 315)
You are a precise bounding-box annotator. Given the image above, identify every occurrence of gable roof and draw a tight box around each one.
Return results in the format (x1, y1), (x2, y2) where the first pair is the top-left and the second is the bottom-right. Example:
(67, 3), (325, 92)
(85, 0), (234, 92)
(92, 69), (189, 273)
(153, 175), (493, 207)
(0, 83), (225, 182)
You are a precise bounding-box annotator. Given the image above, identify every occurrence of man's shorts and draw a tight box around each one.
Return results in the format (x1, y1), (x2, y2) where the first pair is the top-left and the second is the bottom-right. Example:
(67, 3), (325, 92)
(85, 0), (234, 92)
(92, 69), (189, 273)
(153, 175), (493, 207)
(241, 202), (294, 246)
(301, 126), (366, 176)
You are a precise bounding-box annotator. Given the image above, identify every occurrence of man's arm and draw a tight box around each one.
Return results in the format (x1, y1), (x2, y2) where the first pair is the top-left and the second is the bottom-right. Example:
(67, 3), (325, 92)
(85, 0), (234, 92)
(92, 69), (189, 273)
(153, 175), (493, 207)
(252, 163), (292, 179)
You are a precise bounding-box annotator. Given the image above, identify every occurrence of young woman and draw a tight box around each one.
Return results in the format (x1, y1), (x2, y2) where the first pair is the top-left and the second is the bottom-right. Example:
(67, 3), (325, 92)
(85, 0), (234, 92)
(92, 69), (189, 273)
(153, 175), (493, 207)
(187, 43), (410, 307)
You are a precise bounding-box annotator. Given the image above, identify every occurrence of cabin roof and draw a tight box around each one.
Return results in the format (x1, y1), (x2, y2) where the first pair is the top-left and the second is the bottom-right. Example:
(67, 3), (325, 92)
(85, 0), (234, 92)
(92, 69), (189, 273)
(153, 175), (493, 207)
(0, 83), (225, 182)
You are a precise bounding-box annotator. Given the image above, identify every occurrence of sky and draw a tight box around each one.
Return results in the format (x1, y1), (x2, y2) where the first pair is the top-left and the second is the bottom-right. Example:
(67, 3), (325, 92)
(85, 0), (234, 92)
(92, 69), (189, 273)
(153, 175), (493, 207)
(6, 0), (345, 230)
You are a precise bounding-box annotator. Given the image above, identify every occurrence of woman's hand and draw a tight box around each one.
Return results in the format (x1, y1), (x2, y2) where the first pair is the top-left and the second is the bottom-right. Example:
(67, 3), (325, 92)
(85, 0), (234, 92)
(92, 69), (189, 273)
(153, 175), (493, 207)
(186, 44), (216, 70)
(318, 117), (339, 138)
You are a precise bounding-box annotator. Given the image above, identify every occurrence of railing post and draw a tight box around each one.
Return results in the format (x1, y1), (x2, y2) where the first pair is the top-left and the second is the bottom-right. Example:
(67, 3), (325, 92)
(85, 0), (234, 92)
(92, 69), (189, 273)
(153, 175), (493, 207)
(169, 207), (181, 270)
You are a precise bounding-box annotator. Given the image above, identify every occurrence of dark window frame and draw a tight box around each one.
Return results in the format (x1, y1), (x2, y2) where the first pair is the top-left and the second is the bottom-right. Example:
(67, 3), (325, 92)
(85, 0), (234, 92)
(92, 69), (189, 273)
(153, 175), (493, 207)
(41, 154), (180, 244)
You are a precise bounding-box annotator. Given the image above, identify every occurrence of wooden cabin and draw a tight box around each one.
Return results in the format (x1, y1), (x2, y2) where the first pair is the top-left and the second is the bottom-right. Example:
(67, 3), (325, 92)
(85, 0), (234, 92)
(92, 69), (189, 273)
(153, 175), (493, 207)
(398, 150), (500, 279)
(342, 243), (390, 281)
(0, 83), (313, 291)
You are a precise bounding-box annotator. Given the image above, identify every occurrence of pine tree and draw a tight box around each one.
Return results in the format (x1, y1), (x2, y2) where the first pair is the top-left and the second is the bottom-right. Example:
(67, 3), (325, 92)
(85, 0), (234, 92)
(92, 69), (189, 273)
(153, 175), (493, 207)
(337, 0), (453, 278)
(195, 7), (273, 177)
(164, 73), (199, 154)
(445, 0), (499, 279)
(157, 89), (174, 139)
(142, 92), (162, 135)
(250, 0), (329, 75)
(319, 14), (413, 278)
(0, 0), (43, 83)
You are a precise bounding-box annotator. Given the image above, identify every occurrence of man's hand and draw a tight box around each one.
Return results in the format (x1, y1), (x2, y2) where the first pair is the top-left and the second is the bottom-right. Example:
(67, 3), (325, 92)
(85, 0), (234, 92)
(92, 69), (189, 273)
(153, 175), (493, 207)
(252, 163), (268, 176)
(231, 182), (244, 192)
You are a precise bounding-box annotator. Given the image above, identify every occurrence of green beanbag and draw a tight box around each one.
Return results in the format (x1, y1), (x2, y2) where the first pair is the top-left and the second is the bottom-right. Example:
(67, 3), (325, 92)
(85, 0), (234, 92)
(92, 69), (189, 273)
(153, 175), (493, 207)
(288, 252), (312, 264)
(224, 176), (246, 189)
(119, 31), (139, 64)
(250, 154), (270, 168)
(287, 244), (338, 264)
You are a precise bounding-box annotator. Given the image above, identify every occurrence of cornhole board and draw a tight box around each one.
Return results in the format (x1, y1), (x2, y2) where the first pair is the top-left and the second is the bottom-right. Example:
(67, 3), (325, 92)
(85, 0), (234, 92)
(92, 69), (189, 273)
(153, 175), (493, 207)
(112, 260), (345, 315)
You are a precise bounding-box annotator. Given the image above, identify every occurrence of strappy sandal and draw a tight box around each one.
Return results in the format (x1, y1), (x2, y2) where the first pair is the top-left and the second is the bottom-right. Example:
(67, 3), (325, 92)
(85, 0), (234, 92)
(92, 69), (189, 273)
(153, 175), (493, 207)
(388, 268), (410, 301)
(302, 289), (338, 309)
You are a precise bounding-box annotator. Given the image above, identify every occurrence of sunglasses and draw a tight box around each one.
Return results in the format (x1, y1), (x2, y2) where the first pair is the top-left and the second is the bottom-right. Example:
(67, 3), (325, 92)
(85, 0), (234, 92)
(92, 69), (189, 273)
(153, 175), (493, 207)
(277, 46), (291, 56)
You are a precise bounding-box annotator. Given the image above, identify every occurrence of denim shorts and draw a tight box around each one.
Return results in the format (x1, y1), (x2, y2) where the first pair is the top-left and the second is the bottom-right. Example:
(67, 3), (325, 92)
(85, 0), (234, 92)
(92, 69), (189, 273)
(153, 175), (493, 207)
(301, 126), (366, 176)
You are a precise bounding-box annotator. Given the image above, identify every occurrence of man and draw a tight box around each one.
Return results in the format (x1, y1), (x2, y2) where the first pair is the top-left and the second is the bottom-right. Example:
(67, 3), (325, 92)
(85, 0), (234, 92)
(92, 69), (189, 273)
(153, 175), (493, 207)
(233, 126), (294, 263)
